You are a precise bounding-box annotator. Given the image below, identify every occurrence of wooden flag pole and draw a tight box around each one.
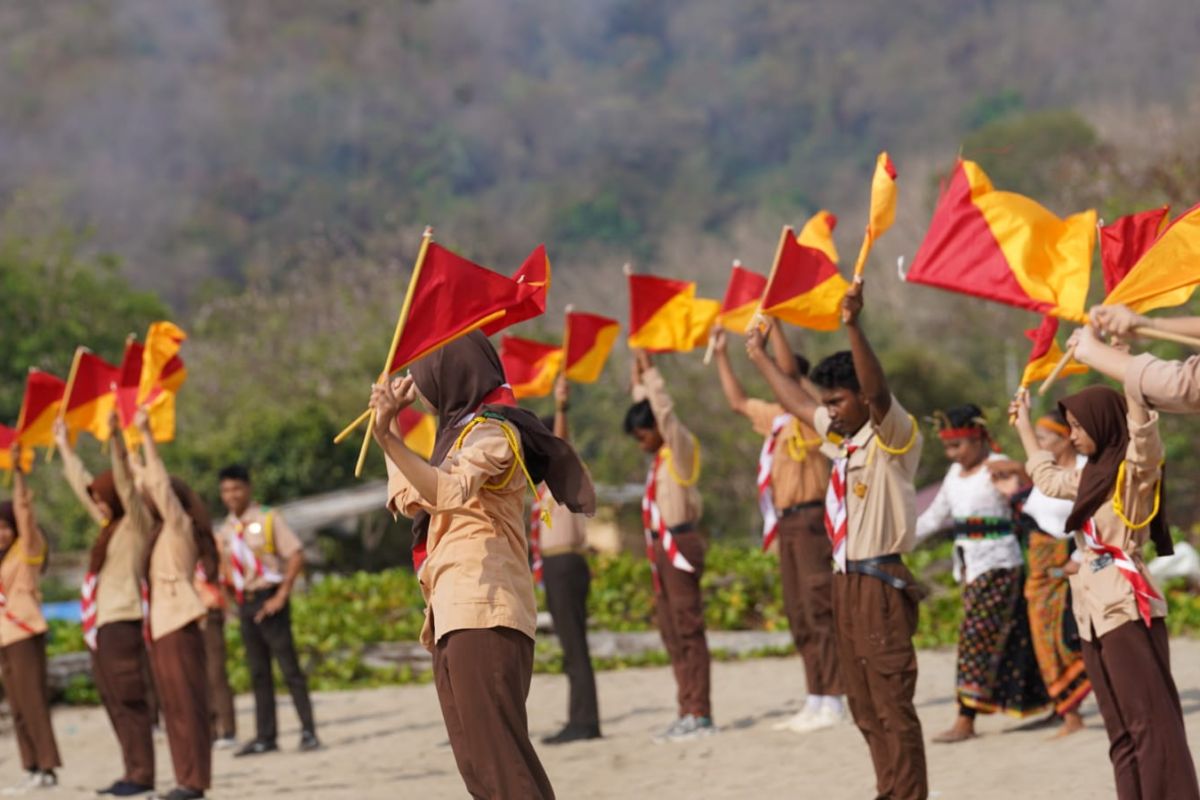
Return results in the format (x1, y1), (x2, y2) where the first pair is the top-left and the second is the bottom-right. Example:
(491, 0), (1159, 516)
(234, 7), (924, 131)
(561, 304), (574, 380)
(354, 226), (434, 477)
(333, 408), (373, 444)
(47, 346), (86, 461)
(746, 228), (792, 334)
(1039, 323), (1200, 396)
(852, 228), (873, 280)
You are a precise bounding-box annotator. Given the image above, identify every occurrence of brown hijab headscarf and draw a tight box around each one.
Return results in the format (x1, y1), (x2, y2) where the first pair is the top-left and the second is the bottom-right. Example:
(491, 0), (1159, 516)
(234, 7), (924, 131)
(87, 470), (125, 574)
(142, 476), (220, 586)
(406, 330), (596, 552)
(1059, 386), (1172, 556)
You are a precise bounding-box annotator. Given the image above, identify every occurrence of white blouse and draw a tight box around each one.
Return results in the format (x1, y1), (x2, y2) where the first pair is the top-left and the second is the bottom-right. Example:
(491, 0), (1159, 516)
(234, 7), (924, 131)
(1021, 454), (1088, 539)
(917, 453), (1024, 584)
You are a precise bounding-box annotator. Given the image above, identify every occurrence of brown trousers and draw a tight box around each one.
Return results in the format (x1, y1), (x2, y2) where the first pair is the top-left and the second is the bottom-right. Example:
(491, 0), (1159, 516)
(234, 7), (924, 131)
(92, 621), (155, 786)
(778, 507), (841, 696)
(150, 622), (211, 791)
(654, 531), (711, 718)
(203, 609), (236, 739)
(833, 567), (928, 800)
(433, 627), (555, 800)
(1081, 619), (1200, 800)
(542, 552), (600, 730)
(0, 634), (61, 771)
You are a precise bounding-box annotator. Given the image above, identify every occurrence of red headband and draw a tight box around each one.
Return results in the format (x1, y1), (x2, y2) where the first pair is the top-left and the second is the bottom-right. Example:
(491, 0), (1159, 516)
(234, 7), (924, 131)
(937, 427), (985, 441)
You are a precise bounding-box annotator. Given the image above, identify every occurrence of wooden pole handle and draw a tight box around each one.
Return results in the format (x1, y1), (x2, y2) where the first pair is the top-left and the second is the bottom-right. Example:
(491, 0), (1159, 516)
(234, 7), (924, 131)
(1038, 346), (1076, 396)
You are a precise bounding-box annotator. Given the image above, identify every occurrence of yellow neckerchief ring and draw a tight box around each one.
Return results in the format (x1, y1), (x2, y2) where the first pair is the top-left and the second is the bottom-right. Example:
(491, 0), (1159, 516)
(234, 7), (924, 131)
(453, 415), (551, 527)
(661, 433), (701, 487)
(858, 413), (919, 467)
(1111, 459), (1164, 531)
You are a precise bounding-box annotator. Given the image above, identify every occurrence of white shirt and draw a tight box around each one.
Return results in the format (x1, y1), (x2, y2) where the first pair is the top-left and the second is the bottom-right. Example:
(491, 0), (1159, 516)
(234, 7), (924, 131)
(917, 453), (1024, 584)
(1021, 454), (1088, 539)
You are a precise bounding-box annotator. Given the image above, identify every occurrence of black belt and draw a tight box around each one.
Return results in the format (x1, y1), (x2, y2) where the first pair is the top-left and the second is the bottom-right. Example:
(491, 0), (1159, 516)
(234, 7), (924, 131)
(778, 500), (823, 518)
(653, 522), (697, 539)
(845, 554), (908, 591)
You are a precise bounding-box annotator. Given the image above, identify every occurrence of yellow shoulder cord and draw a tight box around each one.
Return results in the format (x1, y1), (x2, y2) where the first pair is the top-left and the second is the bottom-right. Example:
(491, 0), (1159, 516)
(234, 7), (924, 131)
(865, 413), (919, 467)
(263, 510), (276, 555)
(23, 540), (47, 567)
(453, 417), (550, 526)
(662, 433), (702, 487)
(783, 420), (823, 463)
(1111, 460), (1164, 531)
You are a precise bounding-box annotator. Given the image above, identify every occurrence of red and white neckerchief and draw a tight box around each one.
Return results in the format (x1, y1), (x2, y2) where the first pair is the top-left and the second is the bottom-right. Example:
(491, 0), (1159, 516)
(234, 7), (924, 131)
(824, 444), (859, 573)
(412, 383), (519, 577)
(1080, 518), (1162, 626)
(528, 485), (548, 585)
(0, 578), (38, 636)
(81, 572), (99, 651)
(642, 451), (695, 593)
(757, 413), (793, 552)
(139, 579), (152, 644)
(226, 518), (281, 604)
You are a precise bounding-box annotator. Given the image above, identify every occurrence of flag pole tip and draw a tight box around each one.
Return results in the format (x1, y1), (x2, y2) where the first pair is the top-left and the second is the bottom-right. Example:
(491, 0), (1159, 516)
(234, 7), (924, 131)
(422, 225), (434, 236)
(565, 304), (576, 314)
(622, 263), (633, 276)
(732, 259), (742, 267)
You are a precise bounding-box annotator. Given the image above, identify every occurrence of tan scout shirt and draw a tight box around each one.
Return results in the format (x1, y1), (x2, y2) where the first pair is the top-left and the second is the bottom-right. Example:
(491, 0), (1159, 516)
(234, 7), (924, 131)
(538, 488), (589, 554)
(1027, 408), (1167, 641)
(633, 368), (702, 528)
(813, 396), (923, 560)
(743, 399), (830, 508)
(140, 455), (206, 640)
(217, 504), (302, 594)
(0, 501), (48, 645)
(387, 419), (537, 652)
(1125, 352), (1200, 415)
(62, 446), (148, 627)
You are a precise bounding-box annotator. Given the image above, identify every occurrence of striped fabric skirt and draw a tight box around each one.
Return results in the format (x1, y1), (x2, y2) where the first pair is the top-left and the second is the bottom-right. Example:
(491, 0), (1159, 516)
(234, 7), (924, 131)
(1024, 531), (1091, 714)
(956, 566), (1051, 717)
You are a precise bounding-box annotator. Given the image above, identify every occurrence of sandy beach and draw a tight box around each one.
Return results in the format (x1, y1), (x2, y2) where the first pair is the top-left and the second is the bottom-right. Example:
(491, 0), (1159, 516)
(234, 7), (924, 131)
(11, 637), (1200, 799)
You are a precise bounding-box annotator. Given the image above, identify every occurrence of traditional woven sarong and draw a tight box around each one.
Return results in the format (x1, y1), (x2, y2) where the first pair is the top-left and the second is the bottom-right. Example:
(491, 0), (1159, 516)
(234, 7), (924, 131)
(1024, 531), (1091, 714)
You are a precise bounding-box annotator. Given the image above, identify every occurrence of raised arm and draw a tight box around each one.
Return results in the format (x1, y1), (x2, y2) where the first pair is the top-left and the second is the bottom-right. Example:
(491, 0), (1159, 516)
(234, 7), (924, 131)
(53, 420), (105, 524)
(841, 279), (891, 421)
(635, 352), (697, 478)
(1092, 304), (1200, 340)
(553, 374), (570, 442)
(10, 446), (46, 560)
(712, 329), (751, 416)
(120, 409), (170, 534)
(768, 319), (799, 379)
(372, 375), (444, 506)
(1008, 389), (1041, 461)
(745, 324), (818, 428)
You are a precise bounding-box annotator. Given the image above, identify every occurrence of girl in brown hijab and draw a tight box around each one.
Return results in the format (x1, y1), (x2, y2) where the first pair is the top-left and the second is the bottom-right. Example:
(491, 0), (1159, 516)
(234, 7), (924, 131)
(1012, 385), (1198, 800)
(370, 330), (595, 800)
(0, 446), (61, 793)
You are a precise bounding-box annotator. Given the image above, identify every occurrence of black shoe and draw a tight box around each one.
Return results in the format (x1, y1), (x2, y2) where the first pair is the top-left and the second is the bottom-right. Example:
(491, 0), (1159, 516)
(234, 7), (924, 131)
(98, 781), (155, 797)
(541, 724), (602, 745)
(298, 730), (321, 752)
(233, 739), (279, 757)
(157, 789), (204, 800)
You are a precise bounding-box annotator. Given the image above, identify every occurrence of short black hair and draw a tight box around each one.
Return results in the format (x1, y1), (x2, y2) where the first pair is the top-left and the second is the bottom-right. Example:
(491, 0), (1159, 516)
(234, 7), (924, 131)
(810, 351), (859, 392)
(1043, 408), (1067, 427)
(794, 353), (811, 378)
(945, 403), (986, 430)
(218, 464), (251, 484)
(623, 400), (657, 434)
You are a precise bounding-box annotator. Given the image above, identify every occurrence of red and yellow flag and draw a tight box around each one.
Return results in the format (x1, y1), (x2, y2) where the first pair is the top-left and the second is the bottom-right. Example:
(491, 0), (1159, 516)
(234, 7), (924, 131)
(0, 425), (34, 472)
(397, 407), (436, 460)
(482, 244), (551, 336)
(563, 311), (619, 383)
(850, 152), (899, 278)
(759, 214), (849, 331)
(115, 340), (178, 444)
(717, 263), (768, 333)
(906, 159), (1095, 320)
(499, 336), (565, 399)
(1100, 207), (1170, 294)
(15, 370), (66, 449)
(627, 274), (719, 352)
(1021, 316), (1086, 388)
(1103, 201), (1200, 314)
(62, 349), (120, 441)
(138, 322), (187, 404)
(389, 241), (548, 374)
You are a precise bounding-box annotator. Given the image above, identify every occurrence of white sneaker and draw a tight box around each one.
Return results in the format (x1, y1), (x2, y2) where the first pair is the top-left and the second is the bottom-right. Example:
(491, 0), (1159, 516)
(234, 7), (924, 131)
(1, 771), (55, 795)
(213, 736), (238, 750)
(772, 708), (814, 731)
(788, 704), (844, 733)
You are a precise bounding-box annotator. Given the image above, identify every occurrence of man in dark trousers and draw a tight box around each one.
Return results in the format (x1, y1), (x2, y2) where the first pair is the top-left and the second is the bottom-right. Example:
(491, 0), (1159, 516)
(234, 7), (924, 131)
(216, 465), (320, 756)
(538, 375), (602, 744)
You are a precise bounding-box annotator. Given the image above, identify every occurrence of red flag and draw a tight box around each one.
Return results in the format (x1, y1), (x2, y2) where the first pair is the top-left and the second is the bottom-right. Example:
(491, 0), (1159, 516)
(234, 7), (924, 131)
(563, 312), (619, 383)
(15, 370), (66, 449)
(716, 264), (768, 332)
(1101, 207), (1171, 294)
(62, 349), (120, 441)
(481, 244), (551, 335)
(759, 221), (849, 331)
(499, 336), (564, 399)
(1021, 316), (1086, 387)
(0, 424), (34, 471)
(115, 341), (179, 443)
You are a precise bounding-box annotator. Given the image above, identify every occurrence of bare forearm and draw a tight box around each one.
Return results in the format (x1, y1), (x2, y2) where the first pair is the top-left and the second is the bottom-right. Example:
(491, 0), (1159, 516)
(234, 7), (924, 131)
(278, 551), (303, 596)
(1073, 336), (1134, 383)
(380, 432), (440, 503)
(715, 350), (749, 413)
(1145, 316), (1200, 338)
(751, 354), (816, 427)
(846, 322), (891, 417)
(553, 409), (569, 441)
(768, 323), (797, 378)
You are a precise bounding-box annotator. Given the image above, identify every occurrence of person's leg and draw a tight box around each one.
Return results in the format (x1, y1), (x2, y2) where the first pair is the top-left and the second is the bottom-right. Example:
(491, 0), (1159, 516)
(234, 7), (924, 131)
(1081, 630), (1141, 799)
(543, 553), (600, 733)
(792, 507), (840, 697)
(239, 597), (278, 744)
(833, 574), (890, 797)
(151, 624), (212, 791)
(96, 622), (155, 786)
(777, 518), (813, 687)
(260, 598), (317, 737)
(439, 628), (555, 799)
(433, 634), (485, 797)
(0, 641), (38, 771)
(203, 610), (236, 740)
(1099, 620), (1200, 800)
(662, 532), (710, 719)
(654, 541), (686, 717)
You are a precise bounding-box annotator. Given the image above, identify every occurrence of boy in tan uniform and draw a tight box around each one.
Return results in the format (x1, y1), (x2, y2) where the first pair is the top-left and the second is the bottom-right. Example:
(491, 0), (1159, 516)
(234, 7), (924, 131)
(713, 323), (841, 733)
(748, 281), (928, 799)
(625, 349), (713, 742)
(216, 466), (318, 756)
